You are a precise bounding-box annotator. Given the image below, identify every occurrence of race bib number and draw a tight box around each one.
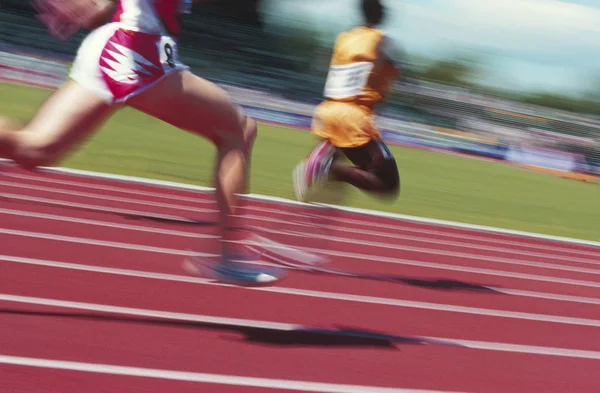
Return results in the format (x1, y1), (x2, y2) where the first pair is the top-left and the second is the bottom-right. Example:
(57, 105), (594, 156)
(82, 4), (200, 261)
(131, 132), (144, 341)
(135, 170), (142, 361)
(159, 36), (180, 69)
(323, 62), (373, 99)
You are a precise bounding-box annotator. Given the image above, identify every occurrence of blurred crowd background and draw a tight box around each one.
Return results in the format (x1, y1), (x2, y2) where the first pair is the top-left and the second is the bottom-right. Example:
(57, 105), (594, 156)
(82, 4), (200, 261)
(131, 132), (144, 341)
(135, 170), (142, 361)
(1, 0), (599, 176)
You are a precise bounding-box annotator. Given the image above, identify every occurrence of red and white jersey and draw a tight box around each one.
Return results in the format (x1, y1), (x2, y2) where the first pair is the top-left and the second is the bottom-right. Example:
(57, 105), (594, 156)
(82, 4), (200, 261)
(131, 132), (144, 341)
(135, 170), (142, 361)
(112, 0), (192, 36)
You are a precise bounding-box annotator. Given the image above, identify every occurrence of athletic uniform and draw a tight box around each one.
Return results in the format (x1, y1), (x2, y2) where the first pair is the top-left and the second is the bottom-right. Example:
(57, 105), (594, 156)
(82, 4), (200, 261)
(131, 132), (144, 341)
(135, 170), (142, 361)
(293, 25), (402, 202)
(70, 0), (191, 104)
(313, 26), (401, 148)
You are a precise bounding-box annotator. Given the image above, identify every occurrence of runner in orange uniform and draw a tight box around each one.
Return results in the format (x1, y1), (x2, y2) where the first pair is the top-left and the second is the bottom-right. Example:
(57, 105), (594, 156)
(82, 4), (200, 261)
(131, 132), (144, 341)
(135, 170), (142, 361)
(294, 0), (402, 202)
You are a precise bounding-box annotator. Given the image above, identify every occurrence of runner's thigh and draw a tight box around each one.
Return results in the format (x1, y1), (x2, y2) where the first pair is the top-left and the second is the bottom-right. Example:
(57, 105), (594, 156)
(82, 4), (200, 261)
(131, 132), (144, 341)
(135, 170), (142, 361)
(342, 139), (396, 172)
(19, 80), (115, 157)
(127, 70), (246, 146)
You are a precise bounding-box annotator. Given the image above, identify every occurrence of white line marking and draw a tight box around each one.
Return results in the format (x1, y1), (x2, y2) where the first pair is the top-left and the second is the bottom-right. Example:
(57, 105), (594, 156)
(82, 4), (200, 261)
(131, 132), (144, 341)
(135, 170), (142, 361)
(3, 194), (599, 273)
(320, 202), (600, 249)
(243, 214), (600, 264)
(0, 293), (296, 329)
(11, 194), (594, 271)
(429, 339), (600, 360)
(0, 228), (206, 257)
(253, 227), (600, 273)
(0, 355), (467, 393)
(2, 294), (600, 360)
(27, 164), (600, 248)
(0, 193), (201, 223)
(2, 256), (599, 326)
(2, 227), (600, 289)
(251, 210), (600, 258)
(5, 168), (598, 257)
(2, 254), (600, 307)
(0, 208), (216, 239)
(1, 171), (211, 205)
(3, 176), (598, 264)
(313, 247), (600, 289)
(3, 202), (598, 273)
(496, 288), (600, 305)
(0, 180), (214, 214)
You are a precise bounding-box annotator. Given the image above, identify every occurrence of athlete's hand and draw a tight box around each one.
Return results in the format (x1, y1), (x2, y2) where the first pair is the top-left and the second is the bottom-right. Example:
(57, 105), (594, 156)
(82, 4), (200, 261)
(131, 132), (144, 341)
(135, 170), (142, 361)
(32, 0), (113, 40)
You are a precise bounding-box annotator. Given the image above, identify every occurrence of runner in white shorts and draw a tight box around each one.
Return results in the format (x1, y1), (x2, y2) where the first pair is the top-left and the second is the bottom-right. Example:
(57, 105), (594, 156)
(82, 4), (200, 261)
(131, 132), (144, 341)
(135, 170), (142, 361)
(0, 0), (284, 285)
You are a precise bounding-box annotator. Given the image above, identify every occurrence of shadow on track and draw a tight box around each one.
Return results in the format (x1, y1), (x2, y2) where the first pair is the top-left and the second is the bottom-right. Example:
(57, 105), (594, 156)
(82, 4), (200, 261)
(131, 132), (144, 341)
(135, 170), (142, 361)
(0, 308), (462, 350)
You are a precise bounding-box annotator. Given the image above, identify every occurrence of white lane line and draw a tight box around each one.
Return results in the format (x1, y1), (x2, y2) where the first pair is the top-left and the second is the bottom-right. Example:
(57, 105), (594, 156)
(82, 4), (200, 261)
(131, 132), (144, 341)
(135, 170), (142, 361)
(2, 227), (600, 290)
(1, 171), (211, 205)
(3, 184), (598, 263)
(3, 254), (600, 306)
(429, 340), (600, 360)
(245, 215), (600, 266)
(0, 355), (466, 393)
(0, 228), (206, 257)
(313, 247), (600, 289)
(0, 208), (216, 239)
(2, 294), (600, 360)
(0, 193), (205, 223)
(0, 293), (297, 329)
(0, 181), (213, 214)
(248, 205), (600, 258)
(3, 199), (599, 274)
(3, 164), (600, 253)
(1, 256), (599, 327)
(317, 201), (600, 249)
(496, 288), (600, 305)
(9, 162), (600, 248)
(251, 227), (600, 274)
(3, 179), (598, 264)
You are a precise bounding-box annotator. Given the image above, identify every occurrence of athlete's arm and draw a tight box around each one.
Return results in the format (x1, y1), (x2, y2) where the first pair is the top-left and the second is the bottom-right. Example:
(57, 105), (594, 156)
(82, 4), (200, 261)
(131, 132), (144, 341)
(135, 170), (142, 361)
(82, 0), (116, 30)
(378, 35), (405, 71)
(33, 0), (116, 39)
(377, 35), (405, 97)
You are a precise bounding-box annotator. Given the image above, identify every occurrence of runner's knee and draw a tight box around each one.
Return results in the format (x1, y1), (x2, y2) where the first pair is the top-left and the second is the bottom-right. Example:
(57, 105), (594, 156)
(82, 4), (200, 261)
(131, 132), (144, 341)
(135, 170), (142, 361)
(14, 146), (59, 170)
(384, 168), (400, 194)
(243, 115), (257, 148)
(216, 113), (255, 153)
(379, 159), (400, 197)
(228, 108), (256, 152)
(12, 132), (62, 169)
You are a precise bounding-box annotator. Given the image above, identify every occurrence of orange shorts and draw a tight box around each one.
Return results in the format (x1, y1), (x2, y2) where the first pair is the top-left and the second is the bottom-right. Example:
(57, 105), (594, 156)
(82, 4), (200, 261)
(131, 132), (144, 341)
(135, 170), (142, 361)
(311, 101), (381, 149)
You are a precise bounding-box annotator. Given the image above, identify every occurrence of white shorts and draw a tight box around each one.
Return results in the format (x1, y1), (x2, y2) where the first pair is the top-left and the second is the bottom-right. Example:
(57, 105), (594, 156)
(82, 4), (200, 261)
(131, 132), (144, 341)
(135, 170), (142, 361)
(70, 22), (189, 105)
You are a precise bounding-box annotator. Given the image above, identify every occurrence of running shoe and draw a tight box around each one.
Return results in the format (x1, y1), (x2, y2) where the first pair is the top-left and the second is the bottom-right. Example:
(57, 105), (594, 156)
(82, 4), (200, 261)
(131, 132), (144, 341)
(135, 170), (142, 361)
(185, 254), (285, 286)
(293, 141), (336, 202)
(293, 159), (309, 202)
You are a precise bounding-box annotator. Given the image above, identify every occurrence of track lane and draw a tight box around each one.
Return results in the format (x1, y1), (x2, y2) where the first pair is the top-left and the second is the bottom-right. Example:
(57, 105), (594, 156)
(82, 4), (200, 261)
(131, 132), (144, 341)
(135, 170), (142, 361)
(0, 366), (313, 393)
(3, 165), (599, 256)
(2, 230), (600, 317)
(2, 229), (600, 304)
(0, 301), (598, 393)
(2, 202), (600, 287)
(2, 164), (599, 393)
(2, 264), (600, 351)
(3, 183), (598, 269)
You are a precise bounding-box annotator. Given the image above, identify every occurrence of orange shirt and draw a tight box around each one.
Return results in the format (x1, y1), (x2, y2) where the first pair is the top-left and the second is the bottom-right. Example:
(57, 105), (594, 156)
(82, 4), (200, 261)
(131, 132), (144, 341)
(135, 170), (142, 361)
(323, 26), (399, 110)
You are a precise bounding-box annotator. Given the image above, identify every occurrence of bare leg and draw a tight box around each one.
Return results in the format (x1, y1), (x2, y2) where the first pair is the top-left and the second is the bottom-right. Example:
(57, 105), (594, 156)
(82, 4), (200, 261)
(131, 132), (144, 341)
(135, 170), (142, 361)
(212, 115), (257, 253)
(0, 80), (117, 169)
(294, 138), (400, 202)
(0, 117), (22, 158)
(126, 71), (256, 256)
(333, 140), (400, 198)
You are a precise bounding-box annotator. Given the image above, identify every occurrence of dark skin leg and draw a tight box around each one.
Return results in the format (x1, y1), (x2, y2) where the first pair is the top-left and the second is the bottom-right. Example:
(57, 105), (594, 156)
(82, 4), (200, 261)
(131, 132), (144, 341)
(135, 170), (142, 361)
(329, 139), (400, 197)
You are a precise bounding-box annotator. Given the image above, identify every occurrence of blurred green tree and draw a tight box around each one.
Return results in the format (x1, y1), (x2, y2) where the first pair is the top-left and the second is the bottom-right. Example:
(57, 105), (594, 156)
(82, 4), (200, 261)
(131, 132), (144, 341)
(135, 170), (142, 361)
(417, 56), (481, 87)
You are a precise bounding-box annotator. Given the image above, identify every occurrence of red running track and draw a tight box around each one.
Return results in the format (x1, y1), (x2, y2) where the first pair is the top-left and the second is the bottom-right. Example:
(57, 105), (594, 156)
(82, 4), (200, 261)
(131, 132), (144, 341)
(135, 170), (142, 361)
(1, 164), (599, 393)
